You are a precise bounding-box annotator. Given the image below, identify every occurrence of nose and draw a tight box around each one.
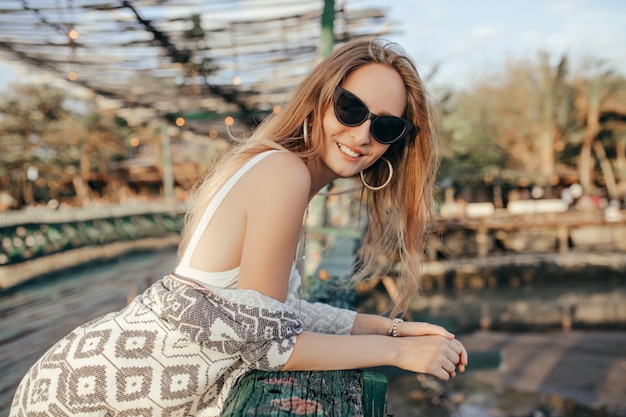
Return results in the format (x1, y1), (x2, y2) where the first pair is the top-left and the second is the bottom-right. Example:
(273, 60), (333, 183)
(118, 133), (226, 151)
(350, 120), (372, 146)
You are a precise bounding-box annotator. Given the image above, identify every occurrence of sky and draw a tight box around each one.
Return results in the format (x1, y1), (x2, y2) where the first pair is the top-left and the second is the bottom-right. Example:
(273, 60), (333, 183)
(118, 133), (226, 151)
(379, 0), (626, 88)
(1, 0), (625, 90)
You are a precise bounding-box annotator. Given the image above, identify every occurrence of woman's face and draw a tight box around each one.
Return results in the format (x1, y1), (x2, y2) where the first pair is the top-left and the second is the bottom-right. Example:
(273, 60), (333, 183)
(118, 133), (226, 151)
(318, 63), (407, 180)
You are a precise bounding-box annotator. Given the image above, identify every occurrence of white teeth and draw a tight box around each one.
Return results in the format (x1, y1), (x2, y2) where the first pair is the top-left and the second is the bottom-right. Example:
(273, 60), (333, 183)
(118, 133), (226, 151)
(337, 143), (360, 158)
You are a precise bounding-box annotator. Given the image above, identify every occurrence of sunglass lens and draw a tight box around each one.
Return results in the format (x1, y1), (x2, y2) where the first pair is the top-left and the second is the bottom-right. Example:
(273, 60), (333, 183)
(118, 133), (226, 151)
(336, 91), (368, 125)
(372, 116), (406, 144)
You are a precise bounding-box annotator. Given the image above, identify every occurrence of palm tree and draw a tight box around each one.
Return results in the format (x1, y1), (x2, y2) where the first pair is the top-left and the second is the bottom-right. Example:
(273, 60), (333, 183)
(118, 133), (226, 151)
(574, 61), (626, 199)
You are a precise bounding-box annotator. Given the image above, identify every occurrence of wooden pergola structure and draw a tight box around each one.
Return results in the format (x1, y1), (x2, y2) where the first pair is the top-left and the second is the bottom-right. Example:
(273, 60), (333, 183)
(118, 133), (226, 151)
(0, 0), (394, 132)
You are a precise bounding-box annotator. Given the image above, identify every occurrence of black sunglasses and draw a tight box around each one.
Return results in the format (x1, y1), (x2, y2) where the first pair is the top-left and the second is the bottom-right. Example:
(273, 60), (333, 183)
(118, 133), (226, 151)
(333, 85), (418, 145)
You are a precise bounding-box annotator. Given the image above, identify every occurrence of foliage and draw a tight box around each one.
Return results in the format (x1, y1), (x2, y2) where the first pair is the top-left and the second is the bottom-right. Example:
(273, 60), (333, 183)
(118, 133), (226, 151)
(438, 87), (506, 183)
(436, 52), (626, 200)
(0, 83), (132, 208)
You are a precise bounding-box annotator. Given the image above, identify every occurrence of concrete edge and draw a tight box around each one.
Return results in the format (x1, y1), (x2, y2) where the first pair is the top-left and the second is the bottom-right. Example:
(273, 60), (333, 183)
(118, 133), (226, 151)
(0, 235), (180, 290)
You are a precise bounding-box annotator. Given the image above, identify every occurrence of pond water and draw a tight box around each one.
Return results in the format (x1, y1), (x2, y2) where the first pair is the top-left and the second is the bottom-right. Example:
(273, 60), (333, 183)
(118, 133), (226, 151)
(355, 252), (626, 333)
(386, 372), (625, 417)
(357, 258), (626, 417)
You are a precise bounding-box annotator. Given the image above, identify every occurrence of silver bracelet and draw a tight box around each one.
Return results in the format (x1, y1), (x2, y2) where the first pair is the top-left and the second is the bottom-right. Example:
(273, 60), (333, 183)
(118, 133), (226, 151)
(387, 318), (403, 337)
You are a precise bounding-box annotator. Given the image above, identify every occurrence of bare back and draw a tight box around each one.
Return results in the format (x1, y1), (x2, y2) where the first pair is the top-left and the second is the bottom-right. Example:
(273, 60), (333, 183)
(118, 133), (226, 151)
(184, 151), (311, 301)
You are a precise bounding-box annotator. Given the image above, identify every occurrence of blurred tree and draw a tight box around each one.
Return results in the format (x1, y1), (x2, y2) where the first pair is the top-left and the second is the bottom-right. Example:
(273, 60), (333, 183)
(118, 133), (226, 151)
(440, 52), (578, 199)
(492, 53), (577, 191)
(437, 84), (506, 206)
(0, 83), (131, 208)
(0, 84), (72, 206)
(439, 85), (506, 178)
(572, 61), (626, 199)
(78, 111), (132, 204)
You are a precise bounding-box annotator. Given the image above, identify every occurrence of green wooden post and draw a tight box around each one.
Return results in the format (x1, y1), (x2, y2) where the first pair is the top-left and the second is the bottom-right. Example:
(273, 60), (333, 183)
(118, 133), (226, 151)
(361, 371), (388, 417)
(318, 0), (335, 58)
(305, 0), (335, 280)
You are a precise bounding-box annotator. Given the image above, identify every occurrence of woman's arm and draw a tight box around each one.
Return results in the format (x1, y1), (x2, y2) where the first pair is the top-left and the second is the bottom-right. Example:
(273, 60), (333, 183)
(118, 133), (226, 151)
(351, 313), (393, 335)
(282, 330), (467, 381)
(277, 306), (467, 379)
(236, 152), (311, 301)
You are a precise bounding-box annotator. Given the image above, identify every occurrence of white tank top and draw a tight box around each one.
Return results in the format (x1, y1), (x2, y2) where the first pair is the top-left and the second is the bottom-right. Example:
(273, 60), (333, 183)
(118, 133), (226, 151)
(174, 150), (281, 288)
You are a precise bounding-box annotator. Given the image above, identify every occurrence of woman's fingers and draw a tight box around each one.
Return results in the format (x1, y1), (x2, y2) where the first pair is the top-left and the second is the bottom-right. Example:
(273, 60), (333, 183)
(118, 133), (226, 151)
(445, 359), (457, 374)
(395, 333), (470, 381)
(425, 356), (453, 381)
(452, 338), (469, 371)
(446, 347), (460, 366)
(433, 339), (468, 379)
(443, 338), (468, 373)
(397, 321), (469, 372)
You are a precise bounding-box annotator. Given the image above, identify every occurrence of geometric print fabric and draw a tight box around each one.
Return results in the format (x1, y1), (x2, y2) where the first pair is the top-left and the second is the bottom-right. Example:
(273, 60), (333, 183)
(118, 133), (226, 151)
(10, 274), (357, 416)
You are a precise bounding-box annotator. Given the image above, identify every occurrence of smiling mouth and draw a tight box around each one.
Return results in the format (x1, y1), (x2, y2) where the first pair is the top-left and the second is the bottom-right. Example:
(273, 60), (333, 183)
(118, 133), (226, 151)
(337, 143), (361, 158)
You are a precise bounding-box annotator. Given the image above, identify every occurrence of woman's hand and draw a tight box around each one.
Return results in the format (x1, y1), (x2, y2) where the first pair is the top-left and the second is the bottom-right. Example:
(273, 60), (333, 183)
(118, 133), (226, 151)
(393, 321), (468, 379)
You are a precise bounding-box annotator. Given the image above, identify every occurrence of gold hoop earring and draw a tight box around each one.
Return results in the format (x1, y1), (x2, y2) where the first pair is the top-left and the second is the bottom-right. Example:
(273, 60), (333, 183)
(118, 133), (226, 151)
(360, 157), (393, 191)
(303, 120), (310, 146)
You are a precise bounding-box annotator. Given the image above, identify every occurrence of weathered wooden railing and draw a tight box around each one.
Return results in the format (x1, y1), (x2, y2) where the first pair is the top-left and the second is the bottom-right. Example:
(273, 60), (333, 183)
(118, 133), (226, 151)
(432, 208), (626, 259)
(221, 370), (389, 417)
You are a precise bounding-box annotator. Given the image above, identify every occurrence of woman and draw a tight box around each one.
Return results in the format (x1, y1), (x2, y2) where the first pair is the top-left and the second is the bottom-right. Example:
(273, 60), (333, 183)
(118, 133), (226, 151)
(10, 38), (467, 416)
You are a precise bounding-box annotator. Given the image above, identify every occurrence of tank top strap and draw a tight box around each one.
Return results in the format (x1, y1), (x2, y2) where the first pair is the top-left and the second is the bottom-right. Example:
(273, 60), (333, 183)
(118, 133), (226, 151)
(179, 150), (281, 266)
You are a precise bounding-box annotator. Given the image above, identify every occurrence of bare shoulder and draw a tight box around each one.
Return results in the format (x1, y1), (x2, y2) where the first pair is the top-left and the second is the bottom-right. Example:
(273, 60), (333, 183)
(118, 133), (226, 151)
(243, 151), (311, 200)
(258, 151), (309, 178)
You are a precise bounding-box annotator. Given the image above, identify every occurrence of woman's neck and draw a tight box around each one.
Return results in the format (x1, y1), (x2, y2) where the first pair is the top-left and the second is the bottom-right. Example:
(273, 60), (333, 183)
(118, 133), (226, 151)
(305, 158), (339, 201)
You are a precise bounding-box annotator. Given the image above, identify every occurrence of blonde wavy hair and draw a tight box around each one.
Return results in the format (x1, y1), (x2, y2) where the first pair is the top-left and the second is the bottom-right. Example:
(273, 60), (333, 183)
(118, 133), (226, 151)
(178, 38), (440, 317)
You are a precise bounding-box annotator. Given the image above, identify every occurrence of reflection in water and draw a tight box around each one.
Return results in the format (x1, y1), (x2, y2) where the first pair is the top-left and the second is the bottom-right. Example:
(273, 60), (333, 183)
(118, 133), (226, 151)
(358, 262), (626, 417)
(387, 373), (624, 417)
(359, 260), (626, 333)
(414, 281), (626, 333)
